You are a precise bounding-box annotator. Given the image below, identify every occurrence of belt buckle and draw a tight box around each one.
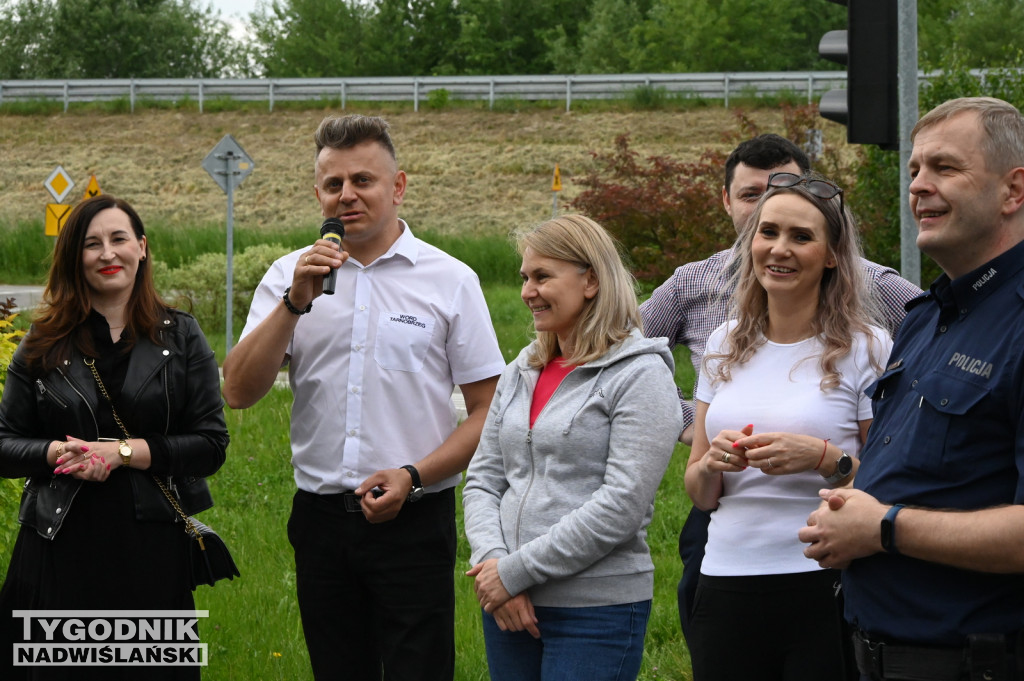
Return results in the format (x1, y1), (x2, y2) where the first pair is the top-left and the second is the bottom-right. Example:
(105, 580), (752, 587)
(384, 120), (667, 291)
(342, 493), (363, 513)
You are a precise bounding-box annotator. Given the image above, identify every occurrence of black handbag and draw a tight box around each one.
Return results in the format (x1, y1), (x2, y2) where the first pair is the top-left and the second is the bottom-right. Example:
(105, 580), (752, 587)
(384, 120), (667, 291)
(152, 477), (241, 589)
(85, 357), (240, 589)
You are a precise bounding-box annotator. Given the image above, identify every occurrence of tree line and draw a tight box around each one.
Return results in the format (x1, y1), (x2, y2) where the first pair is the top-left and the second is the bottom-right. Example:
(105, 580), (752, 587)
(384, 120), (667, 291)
(0, 0), (1021, 80)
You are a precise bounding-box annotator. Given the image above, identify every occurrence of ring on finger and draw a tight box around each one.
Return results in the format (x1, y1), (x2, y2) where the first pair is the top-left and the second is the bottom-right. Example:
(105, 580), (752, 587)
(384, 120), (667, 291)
(305, 255), (312, 265)
(767, 459), (774, 470)
(722, 452), (731, 464)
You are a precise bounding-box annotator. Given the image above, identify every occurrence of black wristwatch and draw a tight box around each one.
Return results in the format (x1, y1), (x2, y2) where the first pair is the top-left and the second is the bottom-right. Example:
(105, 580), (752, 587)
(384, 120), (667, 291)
(823, 451), (853, 484)
(401, 465), (424, 503)
(880, 504), (905, 554)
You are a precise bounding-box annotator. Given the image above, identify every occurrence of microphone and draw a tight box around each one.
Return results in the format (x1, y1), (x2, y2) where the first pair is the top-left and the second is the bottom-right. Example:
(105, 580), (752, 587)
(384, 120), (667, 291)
(319, 218), (345, 295)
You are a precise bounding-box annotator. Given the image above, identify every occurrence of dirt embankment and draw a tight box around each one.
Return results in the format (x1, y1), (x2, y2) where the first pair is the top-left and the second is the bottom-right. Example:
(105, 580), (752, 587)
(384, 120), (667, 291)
(0, 106), (802, 235)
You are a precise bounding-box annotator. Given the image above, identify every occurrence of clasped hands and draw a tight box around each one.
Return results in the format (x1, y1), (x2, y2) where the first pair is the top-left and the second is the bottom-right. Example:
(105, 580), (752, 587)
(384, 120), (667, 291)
(704, 425), (833, 476)
(466, 558), (540, 638)
(52, 435), (114, 482)
(799, 488), (888, 569)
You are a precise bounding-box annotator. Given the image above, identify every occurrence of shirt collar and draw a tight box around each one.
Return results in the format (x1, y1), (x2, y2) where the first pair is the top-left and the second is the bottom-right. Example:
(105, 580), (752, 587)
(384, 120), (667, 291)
(928, 239), (1024, 320)
(352, 218), (418, 268)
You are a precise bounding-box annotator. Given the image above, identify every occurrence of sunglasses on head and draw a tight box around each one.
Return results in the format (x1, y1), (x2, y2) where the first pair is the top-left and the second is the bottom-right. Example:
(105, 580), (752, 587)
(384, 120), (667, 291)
(767, 172), (844, 213)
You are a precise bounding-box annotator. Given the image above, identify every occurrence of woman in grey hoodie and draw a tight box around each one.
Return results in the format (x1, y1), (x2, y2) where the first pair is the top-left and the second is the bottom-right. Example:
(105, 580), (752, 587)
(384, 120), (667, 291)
(463, 214), (684, 681)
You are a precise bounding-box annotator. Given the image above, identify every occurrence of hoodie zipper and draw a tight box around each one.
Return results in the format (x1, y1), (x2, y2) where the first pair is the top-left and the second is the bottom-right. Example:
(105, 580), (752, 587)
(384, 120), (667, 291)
(513, 428), (536, 550)
(512, 366), (586, 550)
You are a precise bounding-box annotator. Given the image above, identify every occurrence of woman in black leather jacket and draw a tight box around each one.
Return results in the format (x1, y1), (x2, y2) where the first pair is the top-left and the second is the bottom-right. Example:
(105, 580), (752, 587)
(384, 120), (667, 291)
(0, 195), (229, 680)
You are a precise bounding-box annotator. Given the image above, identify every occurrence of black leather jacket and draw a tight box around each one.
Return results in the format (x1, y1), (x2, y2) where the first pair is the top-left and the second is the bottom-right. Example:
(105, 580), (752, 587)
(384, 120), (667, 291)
(0, 310), (229, 540)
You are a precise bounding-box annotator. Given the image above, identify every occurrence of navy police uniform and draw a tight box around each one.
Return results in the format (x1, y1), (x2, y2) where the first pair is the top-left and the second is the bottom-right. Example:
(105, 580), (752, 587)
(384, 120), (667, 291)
(845, 240), (1024, 678)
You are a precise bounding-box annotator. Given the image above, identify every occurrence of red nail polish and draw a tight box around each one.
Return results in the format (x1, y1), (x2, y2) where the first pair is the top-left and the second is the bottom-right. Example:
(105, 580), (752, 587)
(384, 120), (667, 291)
(732, 442), (740, 448)
(61, 467), (71, 474)
(106, 464), (111, 471)
(82, 446), (90, 452)
(53, 466), (61, 474)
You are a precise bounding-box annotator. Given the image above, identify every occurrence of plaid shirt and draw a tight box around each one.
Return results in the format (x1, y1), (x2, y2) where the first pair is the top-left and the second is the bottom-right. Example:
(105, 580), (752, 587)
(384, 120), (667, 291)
(639, 248), (923, 429)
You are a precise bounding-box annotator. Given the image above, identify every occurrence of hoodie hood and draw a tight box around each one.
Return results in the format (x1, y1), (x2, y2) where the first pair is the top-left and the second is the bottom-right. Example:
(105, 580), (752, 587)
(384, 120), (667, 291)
(513, 327), (675, 375)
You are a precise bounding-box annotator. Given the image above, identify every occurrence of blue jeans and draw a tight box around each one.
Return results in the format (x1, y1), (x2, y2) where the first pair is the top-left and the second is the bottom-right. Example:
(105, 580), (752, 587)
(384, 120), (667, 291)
(482, 600), (651, 681)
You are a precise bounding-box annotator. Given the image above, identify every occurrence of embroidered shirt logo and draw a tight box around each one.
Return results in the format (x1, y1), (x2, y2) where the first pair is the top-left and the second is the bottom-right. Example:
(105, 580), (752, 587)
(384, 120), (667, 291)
(390, 314), (427, 329)
(948, 352), (993, 379)
(972, 267), (997, 291)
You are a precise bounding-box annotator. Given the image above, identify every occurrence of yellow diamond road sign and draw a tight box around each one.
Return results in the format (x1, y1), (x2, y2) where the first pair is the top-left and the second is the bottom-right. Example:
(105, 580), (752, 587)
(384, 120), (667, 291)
(45, 166), (75, 203)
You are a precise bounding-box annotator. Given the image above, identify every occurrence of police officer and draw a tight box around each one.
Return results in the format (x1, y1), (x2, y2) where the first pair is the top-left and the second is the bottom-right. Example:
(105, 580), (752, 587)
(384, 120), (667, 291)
(800, 97), (1024, 681)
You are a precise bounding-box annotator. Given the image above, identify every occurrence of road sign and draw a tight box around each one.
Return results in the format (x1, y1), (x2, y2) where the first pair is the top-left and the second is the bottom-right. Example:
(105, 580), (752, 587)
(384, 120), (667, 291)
(84, 175), (102, 199)
(44, 166), (75, 203)
(202, 134), (255, 356)
(45, 204), (71, 236)
(202, 134), (254, 194)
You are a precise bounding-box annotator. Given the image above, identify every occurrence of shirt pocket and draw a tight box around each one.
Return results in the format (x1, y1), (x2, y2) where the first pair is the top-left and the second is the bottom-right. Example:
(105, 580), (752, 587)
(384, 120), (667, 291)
(374, 310), (436, 373)
(867, 363), (905, 404)
(913, 372), (990, 474)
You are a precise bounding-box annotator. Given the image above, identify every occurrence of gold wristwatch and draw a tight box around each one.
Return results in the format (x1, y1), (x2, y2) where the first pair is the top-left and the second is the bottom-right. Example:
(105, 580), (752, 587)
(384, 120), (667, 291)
(118, 439), (133, 467)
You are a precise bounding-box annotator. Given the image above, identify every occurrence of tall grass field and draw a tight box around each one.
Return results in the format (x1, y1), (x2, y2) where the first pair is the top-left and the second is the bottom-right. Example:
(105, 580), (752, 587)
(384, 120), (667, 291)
(0, 222), (697, 680)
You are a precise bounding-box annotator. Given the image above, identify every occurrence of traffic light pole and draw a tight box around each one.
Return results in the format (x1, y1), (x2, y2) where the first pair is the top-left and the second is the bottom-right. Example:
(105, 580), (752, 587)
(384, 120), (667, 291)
(898, 0), (920, 286)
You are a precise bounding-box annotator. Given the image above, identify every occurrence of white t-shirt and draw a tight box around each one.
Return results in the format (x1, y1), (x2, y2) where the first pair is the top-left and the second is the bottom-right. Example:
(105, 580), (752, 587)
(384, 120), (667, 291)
(239, 221), (505, 494)
(695, 321), (892, 576)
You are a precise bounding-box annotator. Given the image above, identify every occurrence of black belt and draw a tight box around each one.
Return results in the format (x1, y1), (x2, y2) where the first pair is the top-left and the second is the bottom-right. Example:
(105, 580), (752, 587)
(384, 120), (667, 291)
(853, 629), (1018, 681)
(340, 492), (364, 513)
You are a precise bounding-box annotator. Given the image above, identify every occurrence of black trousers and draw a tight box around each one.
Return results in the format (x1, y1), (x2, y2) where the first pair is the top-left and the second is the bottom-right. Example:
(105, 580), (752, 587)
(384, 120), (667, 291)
(688, 569), (854, 681)
(676, 507), (712, 646)
(288, 488), (457, 681)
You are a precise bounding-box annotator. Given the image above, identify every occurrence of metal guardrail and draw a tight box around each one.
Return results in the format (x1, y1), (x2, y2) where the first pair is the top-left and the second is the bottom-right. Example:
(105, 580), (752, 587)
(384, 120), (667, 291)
(0, 72), (855, 113)
(0, 69), (999, 113)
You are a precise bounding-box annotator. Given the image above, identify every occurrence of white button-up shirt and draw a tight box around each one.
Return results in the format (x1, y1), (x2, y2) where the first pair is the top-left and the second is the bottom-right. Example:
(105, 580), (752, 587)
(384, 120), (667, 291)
(240, 221), (505, 494)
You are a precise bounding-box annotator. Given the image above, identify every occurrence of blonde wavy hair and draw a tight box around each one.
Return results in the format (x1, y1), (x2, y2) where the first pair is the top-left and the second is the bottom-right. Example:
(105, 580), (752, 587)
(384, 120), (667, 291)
(705, 176), (884, 389)
(515, 214), (642, 368)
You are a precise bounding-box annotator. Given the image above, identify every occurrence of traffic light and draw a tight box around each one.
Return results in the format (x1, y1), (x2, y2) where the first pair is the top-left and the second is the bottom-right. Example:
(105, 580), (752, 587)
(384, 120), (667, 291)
(818, 0), (898, 150)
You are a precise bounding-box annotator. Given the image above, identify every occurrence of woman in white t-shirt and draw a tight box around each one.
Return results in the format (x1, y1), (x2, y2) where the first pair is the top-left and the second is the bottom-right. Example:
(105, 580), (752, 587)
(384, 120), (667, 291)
(684, 172), (893, 681)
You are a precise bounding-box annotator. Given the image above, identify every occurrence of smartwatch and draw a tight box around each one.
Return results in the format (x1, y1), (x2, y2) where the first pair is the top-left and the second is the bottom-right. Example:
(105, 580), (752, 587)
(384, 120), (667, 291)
(880, 503), (905, 554)
(118, 439), (133, 467)
(401, 465), (424, 503)
(823, 451), (853, 484)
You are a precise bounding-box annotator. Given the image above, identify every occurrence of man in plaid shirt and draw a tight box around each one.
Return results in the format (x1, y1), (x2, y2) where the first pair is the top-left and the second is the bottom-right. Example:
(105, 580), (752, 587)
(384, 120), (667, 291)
(639, 134), (922, 645)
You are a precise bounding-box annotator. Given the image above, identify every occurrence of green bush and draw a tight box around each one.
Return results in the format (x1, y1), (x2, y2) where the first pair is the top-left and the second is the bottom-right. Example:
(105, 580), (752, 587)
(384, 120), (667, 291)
(155, 242), (291, 335)
(0, 299), (26, 585)
(628, 84), (668, 111)
(426, 88), (450, 110)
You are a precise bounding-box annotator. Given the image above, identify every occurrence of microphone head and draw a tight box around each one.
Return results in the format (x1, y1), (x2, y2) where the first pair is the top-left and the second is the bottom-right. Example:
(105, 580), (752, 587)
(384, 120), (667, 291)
(320, 217), (345, 240)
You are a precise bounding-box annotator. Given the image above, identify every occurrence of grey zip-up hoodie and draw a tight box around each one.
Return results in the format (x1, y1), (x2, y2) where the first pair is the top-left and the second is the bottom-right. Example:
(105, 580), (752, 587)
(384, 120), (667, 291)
(464, 329), (684, 607)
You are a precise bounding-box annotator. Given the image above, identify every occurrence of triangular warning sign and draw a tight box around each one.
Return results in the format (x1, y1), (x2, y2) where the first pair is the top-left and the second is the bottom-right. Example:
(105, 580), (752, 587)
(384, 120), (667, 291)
(84, 175), (102, 199)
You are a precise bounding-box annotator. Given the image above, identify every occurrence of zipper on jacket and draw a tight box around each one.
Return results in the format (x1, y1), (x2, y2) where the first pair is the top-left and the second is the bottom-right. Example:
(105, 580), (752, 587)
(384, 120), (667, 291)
(514, 428), (536, 550)
(36, 379), (68, 408)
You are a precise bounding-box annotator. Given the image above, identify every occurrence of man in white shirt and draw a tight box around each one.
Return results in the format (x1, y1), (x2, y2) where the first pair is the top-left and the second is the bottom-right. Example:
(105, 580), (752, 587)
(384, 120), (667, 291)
(222, 114), (504, 680)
